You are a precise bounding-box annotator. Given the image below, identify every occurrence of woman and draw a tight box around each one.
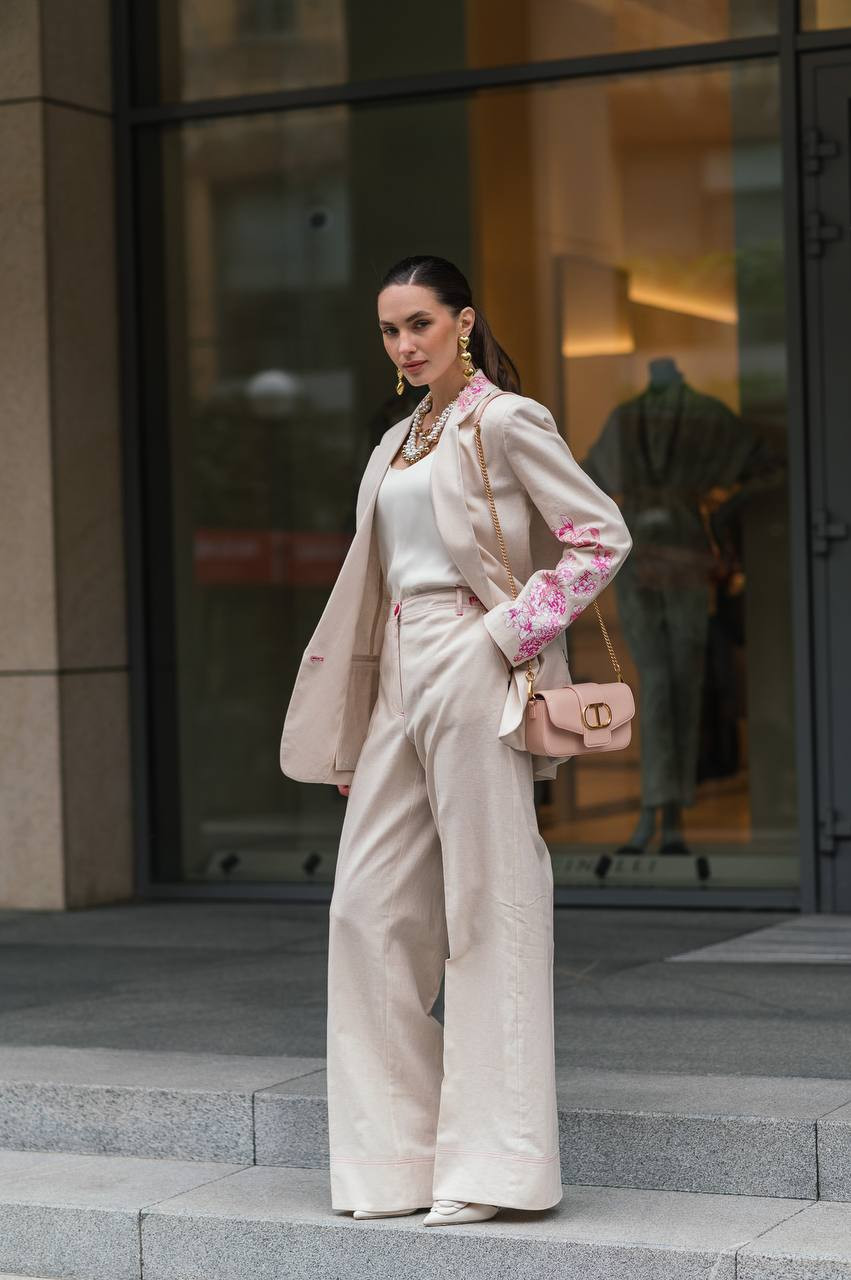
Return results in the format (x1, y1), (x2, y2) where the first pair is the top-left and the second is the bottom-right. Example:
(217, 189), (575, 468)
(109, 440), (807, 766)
(279, 255), (632, 1226)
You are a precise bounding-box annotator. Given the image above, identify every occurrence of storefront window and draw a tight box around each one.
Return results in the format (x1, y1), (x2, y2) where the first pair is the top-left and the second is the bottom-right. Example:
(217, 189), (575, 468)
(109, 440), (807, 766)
(800, 1), (851, 30)
(139, 55), (797, 894)
(516, 61), (796, 890)
(136, 0), (778, 104)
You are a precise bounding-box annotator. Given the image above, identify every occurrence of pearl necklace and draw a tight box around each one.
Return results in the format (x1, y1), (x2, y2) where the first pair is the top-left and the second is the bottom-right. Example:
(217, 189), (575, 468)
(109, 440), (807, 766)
(401, 388), (462, 463)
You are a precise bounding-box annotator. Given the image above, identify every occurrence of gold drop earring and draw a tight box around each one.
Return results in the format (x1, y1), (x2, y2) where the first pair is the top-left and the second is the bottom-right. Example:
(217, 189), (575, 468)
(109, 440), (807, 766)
(396, 366), (406, 395)
(458, 333), (475, 381)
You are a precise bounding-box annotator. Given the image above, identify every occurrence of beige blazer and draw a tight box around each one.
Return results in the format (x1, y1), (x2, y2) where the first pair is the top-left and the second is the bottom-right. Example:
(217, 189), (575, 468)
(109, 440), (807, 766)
(279, 369), (632, 785)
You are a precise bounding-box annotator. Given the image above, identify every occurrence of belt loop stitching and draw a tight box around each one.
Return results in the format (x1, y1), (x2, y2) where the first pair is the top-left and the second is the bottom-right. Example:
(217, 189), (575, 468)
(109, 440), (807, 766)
(455, 585), (463, 615)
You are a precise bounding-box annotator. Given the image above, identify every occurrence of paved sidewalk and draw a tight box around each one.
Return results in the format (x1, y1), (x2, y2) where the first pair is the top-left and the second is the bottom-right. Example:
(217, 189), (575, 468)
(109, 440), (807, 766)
(0, 903), (847, 1077)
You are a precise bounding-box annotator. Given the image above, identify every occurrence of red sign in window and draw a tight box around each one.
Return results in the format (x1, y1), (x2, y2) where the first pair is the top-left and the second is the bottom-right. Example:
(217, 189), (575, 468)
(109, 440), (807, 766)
(193, 529), (351, 585)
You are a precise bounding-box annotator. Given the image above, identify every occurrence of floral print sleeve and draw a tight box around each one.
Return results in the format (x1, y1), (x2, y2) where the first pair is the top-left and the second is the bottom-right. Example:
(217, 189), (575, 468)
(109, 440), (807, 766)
(481, 398), (632, 667)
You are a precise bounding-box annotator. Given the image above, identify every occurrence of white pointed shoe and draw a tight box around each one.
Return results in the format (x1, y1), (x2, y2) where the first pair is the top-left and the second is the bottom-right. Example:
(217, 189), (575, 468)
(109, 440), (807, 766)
(422, 1198), (500, 1226)
(352, 1206), (426, 1219)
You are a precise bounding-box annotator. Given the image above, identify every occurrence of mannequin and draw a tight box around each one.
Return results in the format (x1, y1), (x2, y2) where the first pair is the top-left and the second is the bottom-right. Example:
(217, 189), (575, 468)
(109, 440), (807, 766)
(582, 357), (776, 863)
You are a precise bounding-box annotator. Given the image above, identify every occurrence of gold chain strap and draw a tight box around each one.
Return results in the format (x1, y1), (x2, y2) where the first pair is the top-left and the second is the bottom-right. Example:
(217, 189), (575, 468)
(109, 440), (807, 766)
(593, 600), (623, 680)
(472, 394), (623, 692)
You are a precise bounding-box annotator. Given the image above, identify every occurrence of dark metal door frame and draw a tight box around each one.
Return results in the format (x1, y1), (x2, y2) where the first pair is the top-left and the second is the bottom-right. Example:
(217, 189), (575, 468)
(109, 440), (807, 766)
(798, 47), (851, 911)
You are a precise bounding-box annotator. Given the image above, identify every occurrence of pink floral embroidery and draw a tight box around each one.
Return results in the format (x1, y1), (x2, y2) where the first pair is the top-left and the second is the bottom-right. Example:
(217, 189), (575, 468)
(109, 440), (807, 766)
(554, 516), (600, 547)
(505, 574), (569, 661)
(455, 370), (496, 414)
(593, 547), (614, 579)
(567, 568), (597, 597)
(503, 512), (617, 661)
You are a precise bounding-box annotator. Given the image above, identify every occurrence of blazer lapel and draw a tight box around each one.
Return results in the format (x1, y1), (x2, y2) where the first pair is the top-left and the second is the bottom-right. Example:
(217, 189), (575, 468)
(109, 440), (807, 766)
(430, 372), (503, 606)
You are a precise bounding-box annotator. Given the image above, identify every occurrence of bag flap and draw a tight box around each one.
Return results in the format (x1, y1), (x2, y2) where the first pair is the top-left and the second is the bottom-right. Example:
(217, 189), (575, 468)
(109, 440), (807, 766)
(535, 683), (635, 735)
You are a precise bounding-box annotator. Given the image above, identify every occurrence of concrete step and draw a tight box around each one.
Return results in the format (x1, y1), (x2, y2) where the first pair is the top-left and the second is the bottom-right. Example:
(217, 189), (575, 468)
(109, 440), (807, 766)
(0, 1148), (247, 1280)
(258, 1066), (851, 1200)
(1, 1047), (848, 1202)
(0, 1045), (326, 1163)
(2, 1149), (850, 1280)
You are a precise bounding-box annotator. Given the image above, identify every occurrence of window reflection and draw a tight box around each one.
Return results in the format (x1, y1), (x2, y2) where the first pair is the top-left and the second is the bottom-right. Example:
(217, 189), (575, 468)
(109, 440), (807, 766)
(142, 0), (777, 104)
(511, 62), (796, 889)
(799, 0), (851, 30)
(143, 59), (797, 893)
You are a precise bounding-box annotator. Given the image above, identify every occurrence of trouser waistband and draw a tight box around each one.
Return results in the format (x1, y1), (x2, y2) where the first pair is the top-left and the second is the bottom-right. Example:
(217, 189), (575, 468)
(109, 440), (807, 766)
(389, 586), (485, 617)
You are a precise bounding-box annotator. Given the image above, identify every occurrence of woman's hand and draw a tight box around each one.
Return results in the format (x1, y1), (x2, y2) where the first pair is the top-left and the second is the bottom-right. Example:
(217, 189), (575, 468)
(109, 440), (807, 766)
(337, 784), (351, 797)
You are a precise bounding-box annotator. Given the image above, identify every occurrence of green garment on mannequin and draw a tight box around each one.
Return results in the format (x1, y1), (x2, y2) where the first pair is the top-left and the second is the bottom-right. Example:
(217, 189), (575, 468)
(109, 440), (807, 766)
(582, 375), (774, 810)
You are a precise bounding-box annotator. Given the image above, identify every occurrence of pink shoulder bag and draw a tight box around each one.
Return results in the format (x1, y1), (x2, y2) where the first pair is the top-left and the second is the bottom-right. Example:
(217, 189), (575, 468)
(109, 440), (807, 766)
(471, 391), (635, 758)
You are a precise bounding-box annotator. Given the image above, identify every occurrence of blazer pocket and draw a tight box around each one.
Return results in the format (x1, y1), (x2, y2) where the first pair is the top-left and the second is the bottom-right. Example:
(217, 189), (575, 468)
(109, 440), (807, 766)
(334, 654), (380, 772)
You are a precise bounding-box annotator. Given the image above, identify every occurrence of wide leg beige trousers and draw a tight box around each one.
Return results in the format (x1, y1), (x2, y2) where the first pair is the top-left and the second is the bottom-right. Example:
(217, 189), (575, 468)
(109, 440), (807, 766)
(326, 585), (562, 1213)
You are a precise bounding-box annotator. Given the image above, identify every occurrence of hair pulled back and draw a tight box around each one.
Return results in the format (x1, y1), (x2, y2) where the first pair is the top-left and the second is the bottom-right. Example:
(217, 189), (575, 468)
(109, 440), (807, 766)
(378, 255), (521, 394)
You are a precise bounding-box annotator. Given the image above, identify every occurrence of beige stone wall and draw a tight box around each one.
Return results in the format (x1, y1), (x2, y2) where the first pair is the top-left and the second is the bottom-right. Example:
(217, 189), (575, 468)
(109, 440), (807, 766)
(0, 0), (133, 908)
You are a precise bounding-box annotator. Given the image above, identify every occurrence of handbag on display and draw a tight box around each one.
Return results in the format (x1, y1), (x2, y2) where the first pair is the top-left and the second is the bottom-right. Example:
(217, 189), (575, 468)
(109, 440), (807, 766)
(471, 391), (636, 758)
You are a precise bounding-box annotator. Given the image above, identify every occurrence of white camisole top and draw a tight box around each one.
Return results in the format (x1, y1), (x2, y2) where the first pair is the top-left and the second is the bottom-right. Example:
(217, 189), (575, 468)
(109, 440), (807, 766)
(374, 449), (463, 599)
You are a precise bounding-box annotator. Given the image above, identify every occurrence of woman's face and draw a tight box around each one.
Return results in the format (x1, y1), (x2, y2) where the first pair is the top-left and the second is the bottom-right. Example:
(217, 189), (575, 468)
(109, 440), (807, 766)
(378, 283), (474, 388)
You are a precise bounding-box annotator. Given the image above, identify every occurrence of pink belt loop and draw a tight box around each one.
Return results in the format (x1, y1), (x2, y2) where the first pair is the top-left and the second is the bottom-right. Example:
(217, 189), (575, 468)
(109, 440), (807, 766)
(455, 585), (463, 615)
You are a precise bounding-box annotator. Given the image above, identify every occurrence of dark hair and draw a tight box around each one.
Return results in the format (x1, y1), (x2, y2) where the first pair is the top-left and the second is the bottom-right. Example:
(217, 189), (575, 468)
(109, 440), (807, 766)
(378, 255), (522, 394)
